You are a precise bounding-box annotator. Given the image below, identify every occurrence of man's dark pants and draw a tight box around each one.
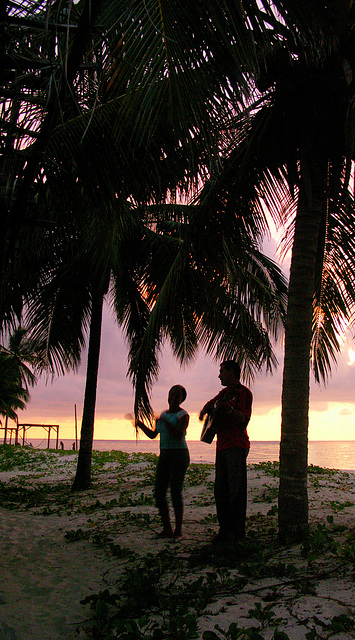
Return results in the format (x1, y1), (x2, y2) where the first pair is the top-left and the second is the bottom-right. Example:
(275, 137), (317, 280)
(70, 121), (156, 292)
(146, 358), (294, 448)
(214, 445), (248, 540)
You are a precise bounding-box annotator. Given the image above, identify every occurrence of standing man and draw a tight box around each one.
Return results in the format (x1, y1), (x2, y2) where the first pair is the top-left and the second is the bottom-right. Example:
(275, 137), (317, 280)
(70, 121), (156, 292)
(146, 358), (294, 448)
(199, 360), (252, 544)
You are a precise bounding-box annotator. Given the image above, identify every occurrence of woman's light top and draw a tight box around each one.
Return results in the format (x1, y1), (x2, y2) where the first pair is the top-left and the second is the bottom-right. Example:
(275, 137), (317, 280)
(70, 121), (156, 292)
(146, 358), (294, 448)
(156, 409), (189, 449)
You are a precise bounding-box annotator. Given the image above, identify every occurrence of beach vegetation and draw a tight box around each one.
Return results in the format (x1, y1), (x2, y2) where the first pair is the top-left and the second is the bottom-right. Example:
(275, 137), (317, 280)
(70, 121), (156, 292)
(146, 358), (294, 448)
(247, 602), (285, 633)
(314, 613), (355, 635)
(308, 465), (336, 476)
(117, 511), (156, 527)
(252, 483), (279, 504)
(191, 493), (216, 507)
(115, 491), (154, 508)
(1, 450), (355, 638)
(252, 462), (280, 478)
(0, 479), (70, 511)
(200, 515), (219, 526)
(0, 444), (50, 471)
(82, 555), (233, 638)
(91, 450), (158, 468)
(340, 534), (355, 566)
(301, 522), (340, 559)
(64, 528), (90, 542)
(185, 464), (214, 486)
(204, 628), (290, 640)
(328, 499), (354, 512)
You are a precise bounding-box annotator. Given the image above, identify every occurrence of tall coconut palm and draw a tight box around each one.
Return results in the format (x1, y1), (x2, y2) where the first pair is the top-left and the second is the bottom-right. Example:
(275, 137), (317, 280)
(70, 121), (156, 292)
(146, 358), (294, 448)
(255, 21), (355, 541)
(187, 4), (355, 540)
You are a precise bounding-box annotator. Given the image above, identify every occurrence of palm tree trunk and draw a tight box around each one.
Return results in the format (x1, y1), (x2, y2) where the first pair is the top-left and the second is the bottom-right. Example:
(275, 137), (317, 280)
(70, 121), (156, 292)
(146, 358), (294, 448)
(278, 157), (326, 542)
(72, 288), (104, 491)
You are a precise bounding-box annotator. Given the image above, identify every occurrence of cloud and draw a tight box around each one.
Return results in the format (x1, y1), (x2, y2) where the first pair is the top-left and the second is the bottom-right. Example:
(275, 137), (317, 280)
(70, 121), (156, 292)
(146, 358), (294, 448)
(339, 406), (355, 416)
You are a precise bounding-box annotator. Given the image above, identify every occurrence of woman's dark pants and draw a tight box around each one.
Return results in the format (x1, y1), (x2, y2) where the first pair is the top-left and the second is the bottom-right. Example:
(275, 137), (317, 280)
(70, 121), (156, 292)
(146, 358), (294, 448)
(155, 448), (190, 513)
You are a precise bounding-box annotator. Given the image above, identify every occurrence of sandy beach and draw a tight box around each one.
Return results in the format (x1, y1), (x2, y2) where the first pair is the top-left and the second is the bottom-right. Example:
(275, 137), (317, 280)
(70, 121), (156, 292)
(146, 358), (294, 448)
(0, 446), (355, 640)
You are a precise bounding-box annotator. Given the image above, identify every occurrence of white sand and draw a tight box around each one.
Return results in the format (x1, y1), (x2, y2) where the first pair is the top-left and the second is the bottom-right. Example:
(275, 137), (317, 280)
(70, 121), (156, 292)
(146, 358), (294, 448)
(0, 449), (354, 640)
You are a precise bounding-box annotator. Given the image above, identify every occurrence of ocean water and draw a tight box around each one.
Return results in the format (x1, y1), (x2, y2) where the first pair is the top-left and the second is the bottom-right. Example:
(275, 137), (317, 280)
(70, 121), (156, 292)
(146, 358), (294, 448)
(13, 438), (355, 471)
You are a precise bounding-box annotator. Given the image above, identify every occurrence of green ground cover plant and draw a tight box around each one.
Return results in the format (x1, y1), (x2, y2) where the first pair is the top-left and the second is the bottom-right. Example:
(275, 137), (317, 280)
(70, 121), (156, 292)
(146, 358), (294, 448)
(185, 464), (214, 486)
(0, 478), (72, 510)
(252, 483), (279, 504)
(0, 443), (74, 472)
(1, 448), (355, 639)
(252, 462), (280, 477)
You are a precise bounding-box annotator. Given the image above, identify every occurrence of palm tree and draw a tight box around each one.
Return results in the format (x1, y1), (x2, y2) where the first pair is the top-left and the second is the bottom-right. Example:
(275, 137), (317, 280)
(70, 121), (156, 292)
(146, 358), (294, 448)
(3, 0), (343, 505)
(188, 4), (355, 540)
(256, 17), (355, 541)
(72, 282), (107, 490)
(0, 351), (29, 425)
(278, 57), (355, 540)
(0, 327), (44, 438)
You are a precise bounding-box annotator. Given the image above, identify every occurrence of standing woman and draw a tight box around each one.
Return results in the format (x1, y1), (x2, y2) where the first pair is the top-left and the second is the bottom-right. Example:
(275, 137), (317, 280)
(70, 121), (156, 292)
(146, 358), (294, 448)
(136, 385), (190, 538)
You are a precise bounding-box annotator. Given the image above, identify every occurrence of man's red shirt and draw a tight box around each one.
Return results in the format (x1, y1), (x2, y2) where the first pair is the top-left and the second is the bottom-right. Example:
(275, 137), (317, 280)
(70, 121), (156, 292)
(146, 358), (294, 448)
(204, 383), (252, 451)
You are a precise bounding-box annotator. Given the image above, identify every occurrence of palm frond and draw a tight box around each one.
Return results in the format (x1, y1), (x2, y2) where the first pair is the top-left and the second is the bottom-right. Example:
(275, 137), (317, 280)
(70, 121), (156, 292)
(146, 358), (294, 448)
(0, 342), (31, 420)
(126, 200), (287, 419)
(23, 239), (93, 376)
(312, 189), (355, 381)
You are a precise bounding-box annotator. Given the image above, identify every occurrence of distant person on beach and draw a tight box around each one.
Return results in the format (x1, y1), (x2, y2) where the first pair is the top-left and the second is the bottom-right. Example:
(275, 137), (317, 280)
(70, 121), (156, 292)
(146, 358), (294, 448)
(199, 360), (252, 545)
(135, 385), (190, 539)
(60, 441), (64, 450)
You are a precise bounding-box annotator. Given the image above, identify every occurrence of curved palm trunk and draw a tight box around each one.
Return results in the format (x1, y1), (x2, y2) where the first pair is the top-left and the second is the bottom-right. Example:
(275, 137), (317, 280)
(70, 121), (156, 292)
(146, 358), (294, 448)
(278, 158), (326, 542)
(72, 288), (104, 491)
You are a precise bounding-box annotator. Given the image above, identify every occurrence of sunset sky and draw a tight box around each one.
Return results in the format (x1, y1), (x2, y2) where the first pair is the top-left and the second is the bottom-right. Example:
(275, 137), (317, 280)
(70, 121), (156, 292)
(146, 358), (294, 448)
(11, 231), (355, 444)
